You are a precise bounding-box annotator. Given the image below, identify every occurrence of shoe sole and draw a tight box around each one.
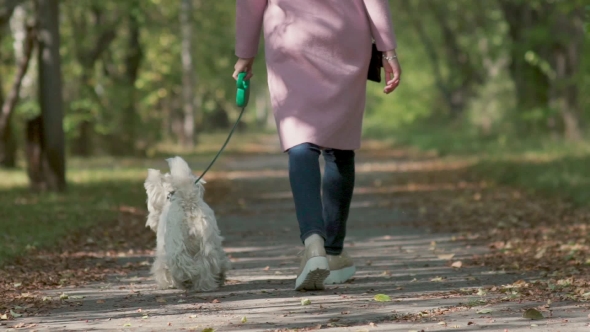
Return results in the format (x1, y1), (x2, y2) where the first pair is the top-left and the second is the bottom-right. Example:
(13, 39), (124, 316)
(324, 265), (356, 284)
(295, 256), (330, 291)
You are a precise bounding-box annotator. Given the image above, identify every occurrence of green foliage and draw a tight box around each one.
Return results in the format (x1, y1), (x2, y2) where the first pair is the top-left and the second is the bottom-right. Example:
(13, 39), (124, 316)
(0, 0), (586, 157)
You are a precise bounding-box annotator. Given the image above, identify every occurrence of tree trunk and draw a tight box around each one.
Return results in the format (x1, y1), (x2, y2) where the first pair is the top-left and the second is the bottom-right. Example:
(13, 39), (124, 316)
(66, 5), (118, 157)
(180, 0), (196, 148)
(35, 0), (66, 191)
(0, 23), (35, 168)
(549, 8), (585, 141)
(26, 115), (45, 191)
(499, 1), (551, 116)
(0, 0), (26, 168)
(401, 0), (483, 118)
(108, 5), (142, 156)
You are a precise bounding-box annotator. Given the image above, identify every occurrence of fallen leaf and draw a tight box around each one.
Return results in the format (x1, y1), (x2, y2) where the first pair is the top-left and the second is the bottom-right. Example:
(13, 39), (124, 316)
(263, 266), (270, 271)
(301, 298), (311, 306)
(451, 261), (463, 268)
(477, 288), (487, 296)
(142, 315), (149, 319)
(59, 293), (69, 300)
(431, 276), (444, 282)
(477, 309), (493, 314)
(13, 283), (21, 288)
(437, 253), (455, 260)
(0, 314), (8, 320)
(123, 323), (131, 327)
(69, 295), (85, 299)
(96, 300), (105, 304)
(373, 294), (391, 302)
(522, 308), (544, 320)
(202, 328), (215, 332)
(189, 314), (197, 318)
(211, 299), (220, 303)
(10, 310), (22, 318)
(241, 316), (247, 323)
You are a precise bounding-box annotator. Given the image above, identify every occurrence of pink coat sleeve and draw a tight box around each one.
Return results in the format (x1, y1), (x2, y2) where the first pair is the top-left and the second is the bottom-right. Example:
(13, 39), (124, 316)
(235, 0), (268, 58)
(363, 0), (397, 51)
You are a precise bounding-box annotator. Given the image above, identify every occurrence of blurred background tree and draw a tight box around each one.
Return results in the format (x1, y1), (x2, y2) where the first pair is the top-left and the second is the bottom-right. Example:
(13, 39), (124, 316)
(0, 0), (587, 189)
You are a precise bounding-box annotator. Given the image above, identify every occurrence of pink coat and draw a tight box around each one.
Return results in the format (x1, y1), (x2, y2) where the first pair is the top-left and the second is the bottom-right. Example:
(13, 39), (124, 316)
(236, 0), (397, 151)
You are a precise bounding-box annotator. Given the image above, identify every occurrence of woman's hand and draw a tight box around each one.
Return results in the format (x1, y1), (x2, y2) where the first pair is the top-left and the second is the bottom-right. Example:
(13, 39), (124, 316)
(233, 57), (255, 80)
(382, 50), (401, 94)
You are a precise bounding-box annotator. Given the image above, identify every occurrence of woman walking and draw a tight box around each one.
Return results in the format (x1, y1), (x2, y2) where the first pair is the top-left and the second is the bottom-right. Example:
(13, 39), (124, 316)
(234, 0), (401, 291)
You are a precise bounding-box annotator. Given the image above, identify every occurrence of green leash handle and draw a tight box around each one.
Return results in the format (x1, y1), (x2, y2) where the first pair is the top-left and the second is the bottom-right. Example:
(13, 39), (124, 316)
(194, 72), (250, 184)
(236, 72), (250, 107)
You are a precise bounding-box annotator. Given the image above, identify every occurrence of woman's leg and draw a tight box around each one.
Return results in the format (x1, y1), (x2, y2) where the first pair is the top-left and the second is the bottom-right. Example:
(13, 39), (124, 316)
(287, 143), (326, 242)
(321, 148), (355, 255)
(288, 143), (330, 290)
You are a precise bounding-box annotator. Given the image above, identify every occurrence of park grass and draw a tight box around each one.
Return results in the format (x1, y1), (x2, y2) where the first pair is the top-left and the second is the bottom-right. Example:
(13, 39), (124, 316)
(0, 166), (147, 266)
(0, 132), (280, 266)
(372, 123), (590, 207)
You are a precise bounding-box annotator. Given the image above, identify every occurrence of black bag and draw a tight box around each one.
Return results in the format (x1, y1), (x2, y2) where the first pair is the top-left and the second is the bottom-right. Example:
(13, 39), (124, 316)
(367, 42), (382, 83)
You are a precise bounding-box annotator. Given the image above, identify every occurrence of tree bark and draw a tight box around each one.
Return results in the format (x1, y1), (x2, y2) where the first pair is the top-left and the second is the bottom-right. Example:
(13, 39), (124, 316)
(549, 7), (584, 141)
(498, 1), (551, 115)
(180, 0), (196, 148)
(36, 0), (66, 191)
(401, 0), (484, 118)
(66, 5), (118, 156)
(26, 115), (45, 191)
(499, 0), (584, 139)
(0, 23), (34, 168)
(108, 4), (143, 156)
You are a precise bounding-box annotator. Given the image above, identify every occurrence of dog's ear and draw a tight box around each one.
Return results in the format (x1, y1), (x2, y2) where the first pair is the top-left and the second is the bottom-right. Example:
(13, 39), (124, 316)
(145, 169), (163, 191)
(166, 156), (193, 178)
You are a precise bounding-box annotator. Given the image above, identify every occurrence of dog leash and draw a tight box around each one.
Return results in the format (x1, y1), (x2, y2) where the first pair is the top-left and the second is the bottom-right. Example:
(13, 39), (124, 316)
(194, 72), (250, 184)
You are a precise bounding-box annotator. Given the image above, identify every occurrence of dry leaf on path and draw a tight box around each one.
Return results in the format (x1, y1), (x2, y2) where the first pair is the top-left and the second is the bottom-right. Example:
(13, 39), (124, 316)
(522, 308), (544, 320)
(437, 253), (455, 260)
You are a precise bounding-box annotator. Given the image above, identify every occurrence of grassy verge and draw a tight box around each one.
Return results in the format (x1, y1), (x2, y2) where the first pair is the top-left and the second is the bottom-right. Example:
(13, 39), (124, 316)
(0, 132), (279, 266)
(373, 123), (590, 207)
(0, 167), (147, 266)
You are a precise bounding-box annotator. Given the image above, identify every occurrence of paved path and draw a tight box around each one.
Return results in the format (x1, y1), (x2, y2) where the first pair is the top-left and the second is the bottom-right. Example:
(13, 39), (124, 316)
(8, 148), (590, 331)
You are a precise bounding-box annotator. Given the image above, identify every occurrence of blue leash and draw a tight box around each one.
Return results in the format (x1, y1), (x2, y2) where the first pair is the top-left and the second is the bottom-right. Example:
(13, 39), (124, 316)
(194, 73), (250, 184)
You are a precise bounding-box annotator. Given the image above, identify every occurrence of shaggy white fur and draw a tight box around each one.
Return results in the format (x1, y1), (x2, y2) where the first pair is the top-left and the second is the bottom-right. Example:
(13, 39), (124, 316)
(144, 156), (231, 291)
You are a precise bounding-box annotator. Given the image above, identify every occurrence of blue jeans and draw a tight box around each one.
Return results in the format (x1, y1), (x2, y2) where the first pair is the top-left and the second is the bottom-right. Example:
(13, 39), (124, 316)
(287, 143), (355, 255)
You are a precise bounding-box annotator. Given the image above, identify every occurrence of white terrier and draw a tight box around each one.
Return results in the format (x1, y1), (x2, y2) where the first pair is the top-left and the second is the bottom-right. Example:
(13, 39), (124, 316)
(144, 156), (231, 291)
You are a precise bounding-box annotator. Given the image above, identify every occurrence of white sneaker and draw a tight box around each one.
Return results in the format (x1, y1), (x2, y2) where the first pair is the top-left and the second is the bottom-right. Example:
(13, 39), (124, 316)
(324, 250), (356, 284)
(295, 238), (330, 291)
